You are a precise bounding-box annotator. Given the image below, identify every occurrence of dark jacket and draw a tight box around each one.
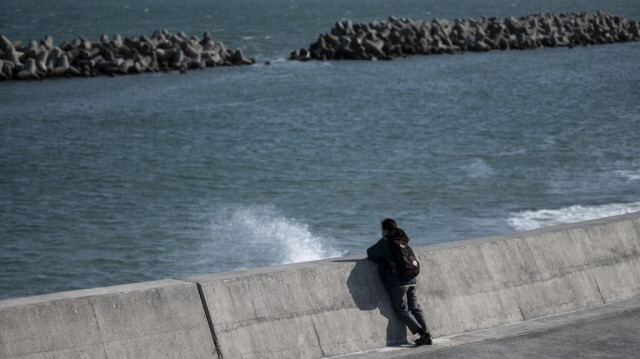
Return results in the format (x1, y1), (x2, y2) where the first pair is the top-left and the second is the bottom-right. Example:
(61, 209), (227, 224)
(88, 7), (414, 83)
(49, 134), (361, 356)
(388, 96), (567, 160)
(367, 230), (417, 290)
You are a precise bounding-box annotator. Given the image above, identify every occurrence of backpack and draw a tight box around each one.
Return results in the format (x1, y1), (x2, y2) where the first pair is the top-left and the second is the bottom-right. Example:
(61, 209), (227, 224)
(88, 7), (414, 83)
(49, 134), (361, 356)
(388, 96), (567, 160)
(388, 238), (420, 280)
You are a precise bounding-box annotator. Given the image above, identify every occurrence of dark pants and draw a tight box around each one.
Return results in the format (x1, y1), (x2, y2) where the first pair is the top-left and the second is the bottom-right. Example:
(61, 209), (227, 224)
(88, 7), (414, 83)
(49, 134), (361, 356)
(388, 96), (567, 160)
(389, 285), (428, 335)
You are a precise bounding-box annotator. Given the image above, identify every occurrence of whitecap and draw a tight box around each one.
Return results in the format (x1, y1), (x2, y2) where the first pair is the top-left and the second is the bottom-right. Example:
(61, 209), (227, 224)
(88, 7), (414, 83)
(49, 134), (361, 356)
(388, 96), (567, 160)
(209, 205), (345, 266)
(507, 202), (640, 231)
(615, 170), (640, 181)
(466, 158), (494, 179)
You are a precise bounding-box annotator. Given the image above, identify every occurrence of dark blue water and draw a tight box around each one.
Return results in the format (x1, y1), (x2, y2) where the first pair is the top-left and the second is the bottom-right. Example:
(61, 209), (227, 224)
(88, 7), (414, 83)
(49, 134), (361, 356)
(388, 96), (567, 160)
(1, 0), (639, 300)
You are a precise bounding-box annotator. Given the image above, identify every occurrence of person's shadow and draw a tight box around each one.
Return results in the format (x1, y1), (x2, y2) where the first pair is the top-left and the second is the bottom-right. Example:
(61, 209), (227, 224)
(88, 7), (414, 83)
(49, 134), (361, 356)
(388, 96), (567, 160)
(334, 258), (408, 346)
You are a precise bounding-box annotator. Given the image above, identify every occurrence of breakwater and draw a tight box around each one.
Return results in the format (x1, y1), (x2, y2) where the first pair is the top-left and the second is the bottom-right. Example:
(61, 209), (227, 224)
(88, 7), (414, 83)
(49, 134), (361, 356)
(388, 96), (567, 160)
(0, 30), (255, 81)
(290, 12), (640, 61)
(1, 12), (639, 81)
(1, 212), (639, 358)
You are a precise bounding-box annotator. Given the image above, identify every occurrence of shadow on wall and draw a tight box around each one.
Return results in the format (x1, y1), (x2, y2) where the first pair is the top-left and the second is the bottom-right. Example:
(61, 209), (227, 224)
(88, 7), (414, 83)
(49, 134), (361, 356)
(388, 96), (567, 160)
(337, 258), (408, 346)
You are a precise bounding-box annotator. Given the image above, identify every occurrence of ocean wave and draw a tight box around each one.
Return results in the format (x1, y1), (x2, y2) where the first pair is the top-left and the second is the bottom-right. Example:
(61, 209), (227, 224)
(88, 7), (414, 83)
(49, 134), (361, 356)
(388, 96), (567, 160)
(615, 170), (640, 181)
(466, 158), (494, 179)
(507, 202), (640, 231)
(209, 205), (345, 266)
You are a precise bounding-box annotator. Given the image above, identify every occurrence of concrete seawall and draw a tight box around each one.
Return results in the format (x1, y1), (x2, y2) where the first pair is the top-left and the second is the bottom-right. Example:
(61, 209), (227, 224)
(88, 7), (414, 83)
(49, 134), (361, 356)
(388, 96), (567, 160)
(2, 212), (639, 358)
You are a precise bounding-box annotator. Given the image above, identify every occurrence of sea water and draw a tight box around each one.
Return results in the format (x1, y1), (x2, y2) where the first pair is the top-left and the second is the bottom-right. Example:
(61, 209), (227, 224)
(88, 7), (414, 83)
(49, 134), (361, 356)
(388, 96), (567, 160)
(1, 0), (639, 299)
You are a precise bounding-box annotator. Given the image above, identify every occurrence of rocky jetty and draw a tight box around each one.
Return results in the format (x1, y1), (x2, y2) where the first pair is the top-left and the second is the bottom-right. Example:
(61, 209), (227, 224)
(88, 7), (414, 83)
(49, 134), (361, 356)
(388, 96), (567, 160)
(290, 12), (640, 61)
(0, 30), (255, 80)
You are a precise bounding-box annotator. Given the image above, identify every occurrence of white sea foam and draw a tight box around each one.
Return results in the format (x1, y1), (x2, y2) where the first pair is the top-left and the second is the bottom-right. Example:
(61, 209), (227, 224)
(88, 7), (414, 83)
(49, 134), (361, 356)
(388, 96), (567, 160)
(508, 202), (640, 231)
(615, 170), (640, 181)
(211, 205), (344, 265)
(466, 158), (494, 179)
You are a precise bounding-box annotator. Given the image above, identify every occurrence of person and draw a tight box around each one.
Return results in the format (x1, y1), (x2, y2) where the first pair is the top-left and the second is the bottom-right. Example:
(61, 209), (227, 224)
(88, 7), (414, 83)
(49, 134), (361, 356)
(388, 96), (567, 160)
(367, 218), (433, 346)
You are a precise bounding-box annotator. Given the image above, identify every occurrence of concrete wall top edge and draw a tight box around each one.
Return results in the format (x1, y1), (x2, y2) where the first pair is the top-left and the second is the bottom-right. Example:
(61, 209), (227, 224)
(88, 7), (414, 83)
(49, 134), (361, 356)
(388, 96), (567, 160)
(0, 278), (191, 308)
(184, 254), (365, 283)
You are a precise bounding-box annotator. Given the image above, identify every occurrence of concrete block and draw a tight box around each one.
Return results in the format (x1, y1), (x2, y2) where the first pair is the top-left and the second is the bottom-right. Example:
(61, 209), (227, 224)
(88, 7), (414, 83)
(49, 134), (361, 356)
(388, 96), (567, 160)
(0, 295), (100, 357)
(580, 215), (640, 303)
(590, 258), (640, 303)
(0, 280), (217, 359)
(416, 246), (522, 336)
(190, 258), (403, 359)
(514, 271), (603, 319)
(312, 307), (402, 357)
(582, 216), (640, 261)
(422, 285), (521, 336)
(217, 314), (322, 359)
(102, 328), (215, 359)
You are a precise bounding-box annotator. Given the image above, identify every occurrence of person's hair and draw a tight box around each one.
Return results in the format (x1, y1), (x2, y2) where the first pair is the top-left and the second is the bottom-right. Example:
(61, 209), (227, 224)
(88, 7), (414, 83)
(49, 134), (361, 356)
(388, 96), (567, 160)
(381, 218), (398, 232)
(394, 228), (409, 242)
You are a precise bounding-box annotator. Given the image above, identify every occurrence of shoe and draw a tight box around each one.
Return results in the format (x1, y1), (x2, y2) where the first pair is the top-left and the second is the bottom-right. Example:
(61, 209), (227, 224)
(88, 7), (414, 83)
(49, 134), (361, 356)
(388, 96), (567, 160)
(415, 332), (433, 346)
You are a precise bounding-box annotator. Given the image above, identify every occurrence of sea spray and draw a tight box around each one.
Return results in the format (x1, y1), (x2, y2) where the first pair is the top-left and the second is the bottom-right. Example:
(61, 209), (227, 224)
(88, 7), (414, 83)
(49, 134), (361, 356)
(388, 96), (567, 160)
(209, 205), (345, 268)
(615, 170), (640, 181)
